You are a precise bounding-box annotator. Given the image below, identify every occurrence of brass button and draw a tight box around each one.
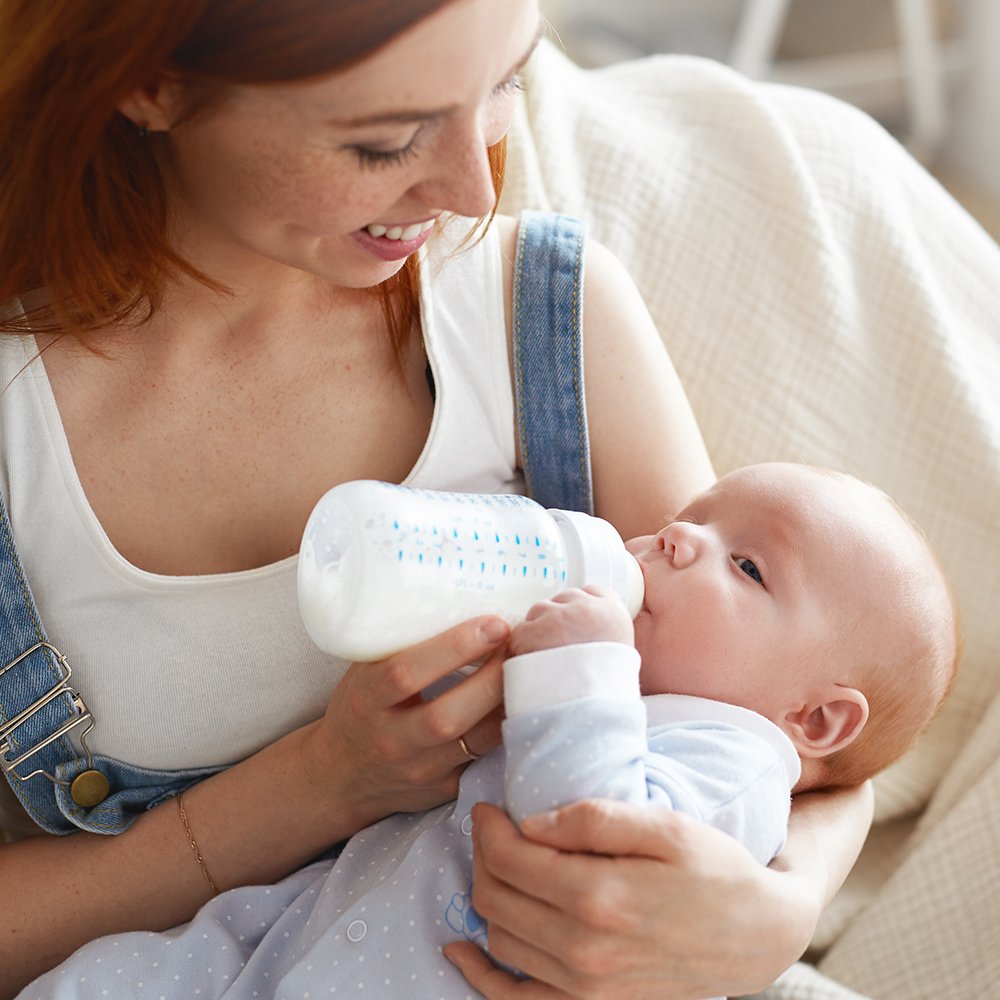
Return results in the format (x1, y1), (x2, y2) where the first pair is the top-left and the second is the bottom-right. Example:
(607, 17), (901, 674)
(70, 770), (110, 807)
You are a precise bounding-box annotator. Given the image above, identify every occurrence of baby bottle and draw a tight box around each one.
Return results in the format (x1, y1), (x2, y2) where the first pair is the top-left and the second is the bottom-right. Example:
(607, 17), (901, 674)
(298, 480), (645, 662)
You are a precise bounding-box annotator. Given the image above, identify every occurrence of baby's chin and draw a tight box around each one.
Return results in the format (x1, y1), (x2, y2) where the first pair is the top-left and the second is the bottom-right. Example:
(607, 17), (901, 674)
(636, 662), (669, 698)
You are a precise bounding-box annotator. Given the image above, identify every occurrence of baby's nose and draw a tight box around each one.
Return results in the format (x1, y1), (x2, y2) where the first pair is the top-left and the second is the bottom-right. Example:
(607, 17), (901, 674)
(656, 521), (702, 569)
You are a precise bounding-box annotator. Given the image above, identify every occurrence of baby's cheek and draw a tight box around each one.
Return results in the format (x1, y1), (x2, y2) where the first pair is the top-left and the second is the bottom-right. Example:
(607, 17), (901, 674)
(634, 620), (669, 694)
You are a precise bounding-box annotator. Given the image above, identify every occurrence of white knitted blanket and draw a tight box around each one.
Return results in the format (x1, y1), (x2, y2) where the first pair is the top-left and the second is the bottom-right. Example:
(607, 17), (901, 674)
(499, 41), (1000, 1000)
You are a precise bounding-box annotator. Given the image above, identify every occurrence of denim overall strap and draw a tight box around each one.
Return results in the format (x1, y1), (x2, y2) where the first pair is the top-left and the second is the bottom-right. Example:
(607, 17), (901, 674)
(512, 211), (594, 514)
(0, 494), (223, 835)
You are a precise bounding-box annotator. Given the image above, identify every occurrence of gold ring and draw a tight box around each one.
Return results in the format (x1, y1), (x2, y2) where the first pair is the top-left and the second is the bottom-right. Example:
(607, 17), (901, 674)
(457, 734), (482, 760)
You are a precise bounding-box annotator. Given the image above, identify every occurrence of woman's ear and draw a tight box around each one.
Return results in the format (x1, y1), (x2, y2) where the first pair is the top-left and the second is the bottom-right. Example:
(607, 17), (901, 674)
(117, 73), (187, 133)
(783, 686), (869, 758)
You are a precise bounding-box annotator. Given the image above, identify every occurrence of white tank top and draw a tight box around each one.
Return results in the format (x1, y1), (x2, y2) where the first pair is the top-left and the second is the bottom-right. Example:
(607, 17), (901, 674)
(0, 222), (521, 781)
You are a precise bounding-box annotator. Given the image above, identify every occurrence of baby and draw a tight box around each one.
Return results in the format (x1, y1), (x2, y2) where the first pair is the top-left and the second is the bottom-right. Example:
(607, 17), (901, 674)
(23, 463), (957, 1000)
(506, 461), (958, 801)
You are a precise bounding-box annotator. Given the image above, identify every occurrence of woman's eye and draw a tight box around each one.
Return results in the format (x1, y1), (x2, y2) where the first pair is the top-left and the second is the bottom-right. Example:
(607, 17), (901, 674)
(492, 72), (523, 98)
(348, 138), (420, 170)
(736, 557), (763, 585)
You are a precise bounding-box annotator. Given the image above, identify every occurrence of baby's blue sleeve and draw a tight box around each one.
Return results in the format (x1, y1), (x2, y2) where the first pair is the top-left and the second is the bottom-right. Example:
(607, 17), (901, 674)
(501, 643), (791, 863)
(502, 643), (661, 824)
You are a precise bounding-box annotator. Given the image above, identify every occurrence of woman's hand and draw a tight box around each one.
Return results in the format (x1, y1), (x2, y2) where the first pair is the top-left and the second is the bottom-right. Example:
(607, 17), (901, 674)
(450, 800), (803, 1000)
(301, 615), (510, 831)
(448, 786), (872, 1000)
(0, 617), (512, 997)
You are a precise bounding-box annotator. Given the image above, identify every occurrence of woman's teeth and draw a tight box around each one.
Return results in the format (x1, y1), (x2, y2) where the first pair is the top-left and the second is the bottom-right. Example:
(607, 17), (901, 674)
(366, 219), (436, 241)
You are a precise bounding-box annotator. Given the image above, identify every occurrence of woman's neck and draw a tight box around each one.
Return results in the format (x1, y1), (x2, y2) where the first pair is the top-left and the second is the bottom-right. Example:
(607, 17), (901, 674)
(33, 265), (430, 576)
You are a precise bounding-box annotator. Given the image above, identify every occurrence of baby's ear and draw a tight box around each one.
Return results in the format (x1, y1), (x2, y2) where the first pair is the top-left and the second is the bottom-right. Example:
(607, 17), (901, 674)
(783, 686), (869, 758)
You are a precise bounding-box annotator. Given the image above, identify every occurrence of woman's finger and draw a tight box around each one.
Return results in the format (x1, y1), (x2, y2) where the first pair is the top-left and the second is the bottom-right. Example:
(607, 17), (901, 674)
(471, 801), (789, 1000)
(477, 923), (628, 999)
(444, 942), (575, 999)
(474, 799), (749, 938)
(514, 799), (774, 933)
(306, 621), (508, 821)
(467, 863), (594, 991)
(474, 800), (714, 916)
(459, 701), (505, 757)
(470, 825), (564, 942)
(469, 814), (650, 992)
(369, 615), (510, 708)
(411, 642), (507, 751)
(471, 803), (648, 925)
(518, 797), (699, 860)
(377, 644), (506, 767)
(388, 698), (505, 781)
(468, 847), (708, 1000)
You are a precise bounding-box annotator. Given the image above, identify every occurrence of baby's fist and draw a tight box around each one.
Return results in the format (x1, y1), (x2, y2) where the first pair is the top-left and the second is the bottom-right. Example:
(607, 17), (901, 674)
(508, 585), (635, 656)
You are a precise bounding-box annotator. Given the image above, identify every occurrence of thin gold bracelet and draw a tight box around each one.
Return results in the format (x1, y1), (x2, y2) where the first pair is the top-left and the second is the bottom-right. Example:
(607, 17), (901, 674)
(177, 792), (220, 895)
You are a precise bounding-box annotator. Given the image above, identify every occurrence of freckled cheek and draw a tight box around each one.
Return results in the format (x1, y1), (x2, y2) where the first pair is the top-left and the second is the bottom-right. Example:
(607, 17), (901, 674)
(251, 154), (379, 234)
(188, 137), (385, 236)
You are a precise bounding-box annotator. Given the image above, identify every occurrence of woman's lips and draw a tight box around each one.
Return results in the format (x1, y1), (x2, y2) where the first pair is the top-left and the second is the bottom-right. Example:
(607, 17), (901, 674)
(352, 218), (436, 261)
(368, 219), (436, 241)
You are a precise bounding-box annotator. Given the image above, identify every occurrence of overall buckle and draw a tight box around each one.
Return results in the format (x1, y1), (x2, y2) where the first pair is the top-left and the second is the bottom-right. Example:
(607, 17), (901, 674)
(0, 642), (107, 805)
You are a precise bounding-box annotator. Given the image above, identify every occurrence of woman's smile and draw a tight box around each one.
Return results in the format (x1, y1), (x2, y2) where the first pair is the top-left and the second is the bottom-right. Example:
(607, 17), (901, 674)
(352, 217), (438, 260)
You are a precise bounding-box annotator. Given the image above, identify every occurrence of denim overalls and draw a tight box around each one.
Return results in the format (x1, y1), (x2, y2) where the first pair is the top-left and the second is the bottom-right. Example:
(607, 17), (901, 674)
(0, 210), (592, 836)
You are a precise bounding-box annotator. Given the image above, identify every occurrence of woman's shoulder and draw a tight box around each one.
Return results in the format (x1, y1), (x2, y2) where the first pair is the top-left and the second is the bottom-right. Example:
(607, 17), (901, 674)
(489, 209), (667, 371)
(492, 213), (518, 257)
(490, 210), (636, 327)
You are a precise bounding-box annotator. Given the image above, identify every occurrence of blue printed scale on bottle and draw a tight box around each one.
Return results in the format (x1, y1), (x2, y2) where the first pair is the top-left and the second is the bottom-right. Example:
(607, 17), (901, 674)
(298, 481), (644, 662)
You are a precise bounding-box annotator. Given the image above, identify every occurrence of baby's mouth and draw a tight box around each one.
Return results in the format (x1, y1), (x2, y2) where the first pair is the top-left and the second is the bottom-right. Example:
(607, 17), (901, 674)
(364, 218), (436, 241)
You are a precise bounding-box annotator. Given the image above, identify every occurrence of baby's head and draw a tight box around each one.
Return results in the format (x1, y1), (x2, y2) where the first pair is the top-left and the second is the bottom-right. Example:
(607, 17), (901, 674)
(627, 463), (958, 791)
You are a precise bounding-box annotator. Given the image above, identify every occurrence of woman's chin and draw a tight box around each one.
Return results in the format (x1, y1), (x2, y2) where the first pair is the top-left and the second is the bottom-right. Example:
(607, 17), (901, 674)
(293, 244), (410, 290)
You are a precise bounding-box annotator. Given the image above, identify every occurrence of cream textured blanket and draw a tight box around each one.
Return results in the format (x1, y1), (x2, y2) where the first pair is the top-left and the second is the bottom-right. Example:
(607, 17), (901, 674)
(499, 41), (1000, 1000)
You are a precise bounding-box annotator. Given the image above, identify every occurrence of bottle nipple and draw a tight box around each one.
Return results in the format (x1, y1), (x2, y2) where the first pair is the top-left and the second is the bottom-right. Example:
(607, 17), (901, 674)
(624, 551), (645, 619)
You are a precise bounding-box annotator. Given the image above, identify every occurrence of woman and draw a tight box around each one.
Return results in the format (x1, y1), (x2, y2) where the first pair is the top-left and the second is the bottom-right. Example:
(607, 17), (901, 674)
(0, 0), (870, 996)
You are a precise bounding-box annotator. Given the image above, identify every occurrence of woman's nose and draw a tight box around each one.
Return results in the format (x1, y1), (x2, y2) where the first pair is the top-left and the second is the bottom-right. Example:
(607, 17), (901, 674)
(409, 120), (499, 219)
(655, 521), (704, 569)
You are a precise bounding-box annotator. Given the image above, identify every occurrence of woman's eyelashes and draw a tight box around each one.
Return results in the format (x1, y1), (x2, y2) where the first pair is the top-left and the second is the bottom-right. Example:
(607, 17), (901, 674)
(349, 137), (421, 170)
(735, 557), (764, 585)
(493, 72), (523, 97)
(347, 75), (520, 170)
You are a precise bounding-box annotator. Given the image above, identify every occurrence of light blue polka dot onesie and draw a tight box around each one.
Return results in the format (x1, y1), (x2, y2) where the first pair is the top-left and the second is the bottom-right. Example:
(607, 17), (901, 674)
(19, 642), (799, 1000)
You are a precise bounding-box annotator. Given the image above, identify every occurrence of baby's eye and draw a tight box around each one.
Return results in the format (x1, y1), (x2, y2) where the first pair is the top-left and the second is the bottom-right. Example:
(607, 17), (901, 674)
(736, 557), (763, 585)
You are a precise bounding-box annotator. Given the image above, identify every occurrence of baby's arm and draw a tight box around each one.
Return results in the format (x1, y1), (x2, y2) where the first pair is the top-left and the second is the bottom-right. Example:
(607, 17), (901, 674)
(503, 587), (657, 823)
(507, 585), (634, 656)
(502, 606), (792, 864)
(502, 640), (651, 825)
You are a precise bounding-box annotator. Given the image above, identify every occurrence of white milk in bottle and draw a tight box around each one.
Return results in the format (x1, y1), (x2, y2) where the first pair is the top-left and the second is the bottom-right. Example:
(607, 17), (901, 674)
(298, 480), (644, 661)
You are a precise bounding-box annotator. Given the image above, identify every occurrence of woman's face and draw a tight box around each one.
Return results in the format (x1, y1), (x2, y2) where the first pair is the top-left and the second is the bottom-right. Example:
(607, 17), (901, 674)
(158, 0), (541, 287)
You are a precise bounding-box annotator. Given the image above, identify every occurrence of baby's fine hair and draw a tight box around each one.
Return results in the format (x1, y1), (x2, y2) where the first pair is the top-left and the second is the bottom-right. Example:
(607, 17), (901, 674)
(813, 471), (959, 788)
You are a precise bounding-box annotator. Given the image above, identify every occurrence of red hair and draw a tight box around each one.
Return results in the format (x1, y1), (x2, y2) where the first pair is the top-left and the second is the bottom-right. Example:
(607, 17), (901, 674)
(0, 0), (507, 356)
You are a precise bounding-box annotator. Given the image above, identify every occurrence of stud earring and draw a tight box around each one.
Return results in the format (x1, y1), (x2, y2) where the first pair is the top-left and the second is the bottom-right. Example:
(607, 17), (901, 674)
(137, 122), (149, 137)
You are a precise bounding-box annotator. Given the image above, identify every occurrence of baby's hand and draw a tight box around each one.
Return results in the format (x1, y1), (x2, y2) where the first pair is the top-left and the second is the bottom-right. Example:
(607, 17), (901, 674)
(508, 585), (634, 656)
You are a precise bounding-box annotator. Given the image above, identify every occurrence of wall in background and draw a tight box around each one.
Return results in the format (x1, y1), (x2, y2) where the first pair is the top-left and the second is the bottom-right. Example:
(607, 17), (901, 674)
(540, 0), (1000, 239)
(942, 0), (1000, 206)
